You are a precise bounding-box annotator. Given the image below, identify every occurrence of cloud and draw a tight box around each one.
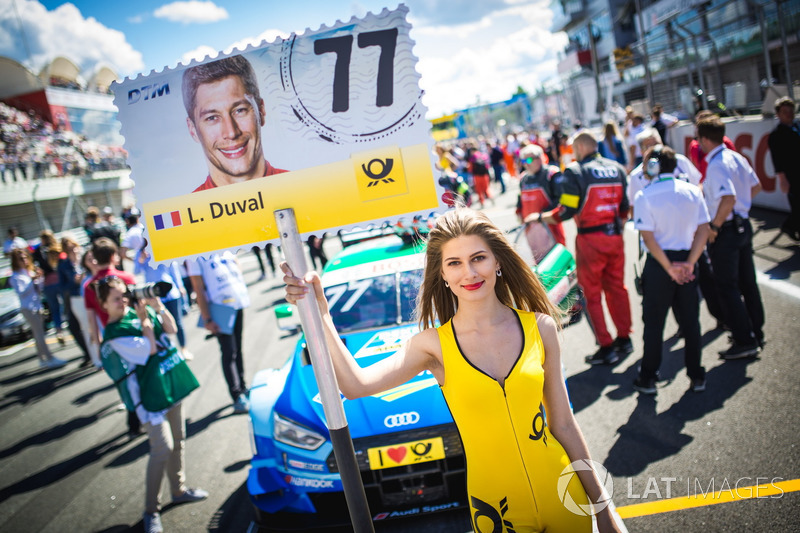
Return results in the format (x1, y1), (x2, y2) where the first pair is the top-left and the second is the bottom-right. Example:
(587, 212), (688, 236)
(413, 0), (566, 117)
(0, 0), (144, 77)
(177, 28), (289, 67)
(405, 0), (512, 26)
(179, 45), (220, 65)
(222, 29), (290, 54)
(153, 1), (229, 24)
(127, 13), (147, 24)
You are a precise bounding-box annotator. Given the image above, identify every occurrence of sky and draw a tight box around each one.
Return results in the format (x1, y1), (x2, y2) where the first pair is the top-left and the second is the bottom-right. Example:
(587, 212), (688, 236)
(0, 0), (568, 118)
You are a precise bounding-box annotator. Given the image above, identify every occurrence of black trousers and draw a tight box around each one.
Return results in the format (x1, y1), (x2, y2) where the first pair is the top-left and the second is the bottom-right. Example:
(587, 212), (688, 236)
(252, 244), (277, 275)
(708, 219), (764, 345)
(784, 178), (800, 235)
(697, 249), (724, 324)
(640, 251), (704, 381)
(217, 309), (246, 401)
(61, 291), (90, 360)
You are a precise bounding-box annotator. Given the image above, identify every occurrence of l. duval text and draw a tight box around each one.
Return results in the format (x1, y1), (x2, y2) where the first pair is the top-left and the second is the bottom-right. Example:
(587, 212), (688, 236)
(187, 191), (265, 223)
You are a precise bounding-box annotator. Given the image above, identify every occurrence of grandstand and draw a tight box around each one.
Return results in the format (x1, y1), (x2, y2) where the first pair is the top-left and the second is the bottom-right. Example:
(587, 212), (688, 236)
(0, 56), (134, 242)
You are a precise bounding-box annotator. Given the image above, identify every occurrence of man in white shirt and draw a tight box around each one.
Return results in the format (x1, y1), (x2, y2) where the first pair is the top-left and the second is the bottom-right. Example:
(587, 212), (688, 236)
(628, 128), (702, 208)
(3, 227), (28, 257)
(120, 207), (145, 272)
(188, 252), (251, 413)
(628, 128), (727, 331)
(698, 116), (765, 359)
(626, 114), (646, 172)
(632, 146), (710, 394)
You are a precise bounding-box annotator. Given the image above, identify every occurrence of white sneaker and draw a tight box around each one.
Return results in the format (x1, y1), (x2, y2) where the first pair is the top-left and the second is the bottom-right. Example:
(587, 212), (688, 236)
(143, 512), (163, 533)
(45, 357), (67, 368)
(232, 394), (250, 414)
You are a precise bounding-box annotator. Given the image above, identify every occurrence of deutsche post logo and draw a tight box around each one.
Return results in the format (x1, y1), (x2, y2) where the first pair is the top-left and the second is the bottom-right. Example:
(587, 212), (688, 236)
(353, 146), (408, 202)
(363, 158), (395, 186)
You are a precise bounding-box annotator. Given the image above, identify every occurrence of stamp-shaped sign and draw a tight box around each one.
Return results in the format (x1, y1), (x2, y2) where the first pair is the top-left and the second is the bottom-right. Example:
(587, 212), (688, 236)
(113, 5), (444, 264)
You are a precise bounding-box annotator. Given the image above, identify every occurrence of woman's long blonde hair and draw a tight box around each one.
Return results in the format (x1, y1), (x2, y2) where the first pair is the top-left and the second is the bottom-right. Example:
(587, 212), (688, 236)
(416, 208), (560, 329)
(10, 248), (33, 273)
(39, 230), (61, 269)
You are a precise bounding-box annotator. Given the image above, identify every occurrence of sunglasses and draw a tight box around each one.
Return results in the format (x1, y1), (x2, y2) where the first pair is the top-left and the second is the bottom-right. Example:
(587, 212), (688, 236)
(524, 157), (536, 165)
(95, 275), (125, 300)
(98, 275), (120, 286)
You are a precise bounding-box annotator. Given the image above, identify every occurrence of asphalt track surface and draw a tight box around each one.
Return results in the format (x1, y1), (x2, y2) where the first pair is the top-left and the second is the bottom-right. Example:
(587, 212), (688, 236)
(0, 178), (798, 532)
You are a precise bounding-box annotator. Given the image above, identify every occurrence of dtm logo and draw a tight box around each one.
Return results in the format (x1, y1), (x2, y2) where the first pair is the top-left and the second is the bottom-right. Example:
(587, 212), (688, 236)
(128, 83), (170, 104)
(591, 166), (619, 179)
(384, 411), (420, 428)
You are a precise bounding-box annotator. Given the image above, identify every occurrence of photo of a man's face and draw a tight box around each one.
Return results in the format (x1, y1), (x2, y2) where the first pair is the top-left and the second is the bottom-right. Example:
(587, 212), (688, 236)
(187, 75), (266, 183)
(182, 55), (286, 192)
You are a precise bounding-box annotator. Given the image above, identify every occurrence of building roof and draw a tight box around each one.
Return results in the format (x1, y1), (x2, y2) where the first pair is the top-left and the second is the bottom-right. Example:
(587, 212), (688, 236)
(0, 56), (44, 99)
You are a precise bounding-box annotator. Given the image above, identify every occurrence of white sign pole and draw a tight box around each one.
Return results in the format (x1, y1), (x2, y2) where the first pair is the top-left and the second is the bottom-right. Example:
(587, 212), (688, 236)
(274, 208), (374, 533)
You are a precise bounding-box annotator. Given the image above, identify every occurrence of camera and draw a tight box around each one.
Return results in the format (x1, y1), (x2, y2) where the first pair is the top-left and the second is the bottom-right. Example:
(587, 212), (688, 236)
(126, 281), (172, 304)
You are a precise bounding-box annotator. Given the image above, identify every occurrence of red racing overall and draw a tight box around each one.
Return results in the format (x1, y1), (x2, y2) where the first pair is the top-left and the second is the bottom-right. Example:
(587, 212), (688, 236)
(556, 152), (632, 347)
(516, 165), (567, 246)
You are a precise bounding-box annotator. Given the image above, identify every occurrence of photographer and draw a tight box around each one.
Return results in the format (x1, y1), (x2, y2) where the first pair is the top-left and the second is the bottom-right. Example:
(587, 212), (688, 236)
(97, 276), (206, 533)
(84, 237), (139, 436)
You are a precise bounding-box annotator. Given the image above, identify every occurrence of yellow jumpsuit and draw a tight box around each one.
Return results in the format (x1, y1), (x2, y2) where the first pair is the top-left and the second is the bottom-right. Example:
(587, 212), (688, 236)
(438, 309), (592, 532)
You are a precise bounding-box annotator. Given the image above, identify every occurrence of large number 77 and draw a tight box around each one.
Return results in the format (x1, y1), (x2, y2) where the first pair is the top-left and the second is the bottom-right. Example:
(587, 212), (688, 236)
(314, 28), (398, 113)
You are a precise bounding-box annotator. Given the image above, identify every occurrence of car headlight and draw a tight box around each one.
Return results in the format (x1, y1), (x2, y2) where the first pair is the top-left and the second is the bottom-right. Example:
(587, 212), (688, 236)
(273, 413), (326, 450)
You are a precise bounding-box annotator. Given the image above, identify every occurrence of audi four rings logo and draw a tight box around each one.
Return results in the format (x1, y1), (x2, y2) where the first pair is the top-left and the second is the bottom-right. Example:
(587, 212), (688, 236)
(384, 411), (420, 428)
(591, 167), (619, 179)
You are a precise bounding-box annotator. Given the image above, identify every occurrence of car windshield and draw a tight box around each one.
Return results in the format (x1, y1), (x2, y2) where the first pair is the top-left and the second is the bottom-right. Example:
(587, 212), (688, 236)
(511, 221), (557, 265)
(324, 269), (423, 333)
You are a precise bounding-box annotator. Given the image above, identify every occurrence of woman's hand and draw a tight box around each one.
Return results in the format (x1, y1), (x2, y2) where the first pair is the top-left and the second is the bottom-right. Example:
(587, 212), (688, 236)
(133, 299), (151, 324)
(144, 297), (165, 313)
(280, 262), (329, 315)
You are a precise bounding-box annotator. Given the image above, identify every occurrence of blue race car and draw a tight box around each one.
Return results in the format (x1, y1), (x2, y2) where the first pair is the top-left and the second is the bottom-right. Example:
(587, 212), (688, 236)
(247, 222), (580, 530)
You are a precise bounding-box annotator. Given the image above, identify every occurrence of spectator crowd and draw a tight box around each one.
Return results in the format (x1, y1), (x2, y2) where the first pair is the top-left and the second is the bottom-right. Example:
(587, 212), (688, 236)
(0, 102), (127, 184)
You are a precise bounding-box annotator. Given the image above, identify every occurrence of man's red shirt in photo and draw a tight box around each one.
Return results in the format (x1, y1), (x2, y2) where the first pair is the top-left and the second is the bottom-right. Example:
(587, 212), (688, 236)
(193, 160), (287, 192)
(84, 267), (136, 327)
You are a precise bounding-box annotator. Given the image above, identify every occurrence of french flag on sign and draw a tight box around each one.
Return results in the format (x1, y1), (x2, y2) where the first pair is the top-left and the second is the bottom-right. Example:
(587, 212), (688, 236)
(153, 210), (182, 230)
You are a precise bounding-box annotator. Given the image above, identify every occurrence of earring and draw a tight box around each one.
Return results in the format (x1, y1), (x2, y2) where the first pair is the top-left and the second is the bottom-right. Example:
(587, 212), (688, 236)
(444, 281), (450, 287)
(496, 268), (502, 277)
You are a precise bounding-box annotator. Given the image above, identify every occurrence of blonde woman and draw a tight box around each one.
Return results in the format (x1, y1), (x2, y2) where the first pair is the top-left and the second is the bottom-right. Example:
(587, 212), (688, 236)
(31, 230), (65, 344)
(9, 249), (66, 368)
(282, 208), (620, 532)
(598, 121), (628, 167)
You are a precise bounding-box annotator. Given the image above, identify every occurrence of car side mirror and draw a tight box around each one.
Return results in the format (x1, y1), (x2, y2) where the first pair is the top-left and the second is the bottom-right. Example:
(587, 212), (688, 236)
(274, 304), (300, 332)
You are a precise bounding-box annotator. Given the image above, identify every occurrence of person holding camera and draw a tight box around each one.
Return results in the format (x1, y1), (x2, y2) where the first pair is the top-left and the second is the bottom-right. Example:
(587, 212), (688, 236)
(84, 237), (141, 436)
(96, 276), (206, 533)
(697, 116), (765, 359)
(632, 146), (710, 394)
